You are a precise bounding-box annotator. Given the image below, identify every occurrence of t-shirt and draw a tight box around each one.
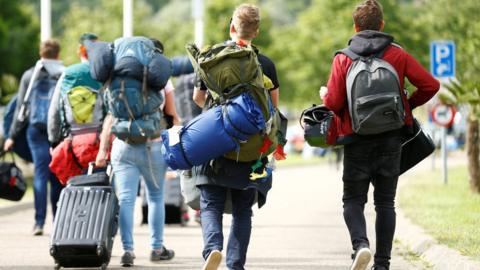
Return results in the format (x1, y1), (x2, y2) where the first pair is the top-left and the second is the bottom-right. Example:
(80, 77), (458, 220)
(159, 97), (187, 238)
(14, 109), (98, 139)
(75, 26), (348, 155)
(199, 53), (280, 91)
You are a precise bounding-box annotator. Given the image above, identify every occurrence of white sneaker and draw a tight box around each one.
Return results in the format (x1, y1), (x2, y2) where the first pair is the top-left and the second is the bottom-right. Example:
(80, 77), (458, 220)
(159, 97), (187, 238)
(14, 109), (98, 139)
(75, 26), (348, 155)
(202, 250), (222, 270)
(350, 247), (372, 270)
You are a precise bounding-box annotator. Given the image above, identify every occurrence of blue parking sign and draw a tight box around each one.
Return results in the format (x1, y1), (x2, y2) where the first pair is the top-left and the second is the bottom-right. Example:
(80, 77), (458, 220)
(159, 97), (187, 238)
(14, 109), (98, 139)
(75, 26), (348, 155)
(430, 41), (455, 78)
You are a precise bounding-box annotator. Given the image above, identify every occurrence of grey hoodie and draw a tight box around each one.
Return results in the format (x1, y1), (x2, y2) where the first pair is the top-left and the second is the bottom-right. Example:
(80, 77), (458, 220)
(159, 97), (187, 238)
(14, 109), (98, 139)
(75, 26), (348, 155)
(8, 59), (64, 140)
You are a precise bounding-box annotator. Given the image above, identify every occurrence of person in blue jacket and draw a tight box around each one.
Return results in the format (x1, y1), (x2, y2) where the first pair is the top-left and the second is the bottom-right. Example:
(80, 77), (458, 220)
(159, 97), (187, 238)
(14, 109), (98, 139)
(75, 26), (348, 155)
(4, 40), (64, 236)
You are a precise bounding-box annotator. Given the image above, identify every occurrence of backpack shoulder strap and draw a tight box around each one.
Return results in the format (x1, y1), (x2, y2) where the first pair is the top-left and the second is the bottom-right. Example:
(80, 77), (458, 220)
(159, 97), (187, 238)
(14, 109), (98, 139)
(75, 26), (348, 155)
(335, 48), (361, 61)
(391, 42), (403, 50)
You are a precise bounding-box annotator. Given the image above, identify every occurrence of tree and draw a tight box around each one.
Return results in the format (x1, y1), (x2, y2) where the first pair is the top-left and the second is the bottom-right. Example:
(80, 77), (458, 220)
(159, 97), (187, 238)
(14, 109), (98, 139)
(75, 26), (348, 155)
(59, 0), (156, 65)
(0, 1), (39, 104)
(204, 0), (272, 49)
(150, 0), (194, 57)
(269, 0), (432, 107)
(427, 0), (480, 192)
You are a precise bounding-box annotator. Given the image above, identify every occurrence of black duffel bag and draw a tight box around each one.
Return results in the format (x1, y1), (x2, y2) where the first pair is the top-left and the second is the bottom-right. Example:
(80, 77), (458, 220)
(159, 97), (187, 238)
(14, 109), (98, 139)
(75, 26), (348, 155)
(0, 154), (27, 201)
(400, 119), (435, 174)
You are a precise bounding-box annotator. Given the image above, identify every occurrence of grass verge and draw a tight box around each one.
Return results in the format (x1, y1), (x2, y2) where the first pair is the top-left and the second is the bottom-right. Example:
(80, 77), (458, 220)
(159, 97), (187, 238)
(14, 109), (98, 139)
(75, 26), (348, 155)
(393, 238), (433, 269)
(399, 166), (480, 260)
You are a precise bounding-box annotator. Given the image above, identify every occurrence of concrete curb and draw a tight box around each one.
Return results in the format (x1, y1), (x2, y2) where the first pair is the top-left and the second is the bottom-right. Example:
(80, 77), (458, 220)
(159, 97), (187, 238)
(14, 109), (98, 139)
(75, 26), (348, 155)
(396, 207), (480, 270)
(0, 201), (33, 217)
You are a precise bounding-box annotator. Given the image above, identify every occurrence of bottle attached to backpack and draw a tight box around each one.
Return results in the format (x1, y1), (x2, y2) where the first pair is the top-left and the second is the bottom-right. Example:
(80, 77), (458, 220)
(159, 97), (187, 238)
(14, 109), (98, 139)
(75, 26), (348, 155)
(339, 46), (405, 135)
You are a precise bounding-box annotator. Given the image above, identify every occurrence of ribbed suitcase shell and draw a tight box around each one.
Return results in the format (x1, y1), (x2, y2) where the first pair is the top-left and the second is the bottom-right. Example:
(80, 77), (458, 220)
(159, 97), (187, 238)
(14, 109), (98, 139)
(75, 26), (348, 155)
(50, 186), (118, 269)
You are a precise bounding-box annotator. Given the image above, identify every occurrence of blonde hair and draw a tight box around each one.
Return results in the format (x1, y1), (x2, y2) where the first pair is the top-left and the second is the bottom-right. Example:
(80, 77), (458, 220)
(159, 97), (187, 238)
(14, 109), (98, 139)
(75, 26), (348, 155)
(232, 4), (260, 40)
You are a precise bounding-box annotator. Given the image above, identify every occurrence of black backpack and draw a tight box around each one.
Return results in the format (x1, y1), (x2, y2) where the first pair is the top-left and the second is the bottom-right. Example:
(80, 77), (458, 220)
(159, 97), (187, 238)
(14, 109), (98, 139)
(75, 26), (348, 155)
(339, 45), (405, 135)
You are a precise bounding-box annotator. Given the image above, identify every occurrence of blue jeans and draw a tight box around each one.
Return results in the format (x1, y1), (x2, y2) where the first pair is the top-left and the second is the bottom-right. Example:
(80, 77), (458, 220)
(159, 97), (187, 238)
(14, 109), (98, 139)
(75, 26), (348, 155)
(26, 125), (63, 227)
(199, 185), (255, 270)
(111, 139), (167, 251)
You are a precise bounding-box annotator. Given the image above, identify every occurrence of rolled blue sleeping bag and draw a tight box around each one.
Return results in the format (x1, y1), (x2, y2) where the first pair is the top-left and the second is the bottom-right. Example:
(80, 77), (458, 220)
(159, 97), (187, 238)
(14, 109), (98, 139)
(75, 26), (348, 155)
(161, 106), (238, 170)
(161, 92), (265, 170)
(223, 93), (265, 141)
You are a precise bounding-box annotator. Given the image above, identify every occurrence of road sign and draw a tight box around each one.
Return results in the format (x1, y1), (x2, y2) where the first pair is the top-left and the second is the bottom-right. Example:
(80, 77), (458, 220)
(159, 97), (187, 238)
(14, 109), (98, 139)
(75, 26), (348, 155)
(431, 104), (456, 128)
(430, 41), (455, 78)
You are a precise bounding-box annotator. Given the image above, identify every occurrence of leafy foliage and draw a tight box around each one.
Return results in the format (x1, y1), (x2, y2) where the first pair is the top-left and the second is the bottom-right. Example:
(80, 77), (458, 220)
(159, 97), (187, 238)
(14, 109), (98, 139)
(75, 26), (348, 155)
(0, 1), (39, 105)
(59, 0), (156, 65)
(204, 0), (272, 49)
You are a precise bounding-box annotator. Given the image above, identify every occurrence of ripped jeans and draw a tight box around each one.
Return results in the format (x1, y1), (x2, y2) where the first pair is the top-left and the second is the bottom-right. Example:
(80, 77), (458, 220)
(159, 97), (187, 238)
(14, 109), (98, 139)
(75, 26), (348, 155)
(111, 138), (167, 251)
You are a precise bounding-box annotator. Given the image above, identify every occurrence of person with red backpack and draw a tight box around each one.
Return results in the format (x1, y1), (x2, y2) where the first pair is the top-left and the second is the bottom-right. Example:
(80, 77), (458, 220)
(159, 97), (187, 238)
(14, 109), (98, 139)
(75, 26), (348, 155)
(321, 1), (439, 269)
(47, 33), (107, 184)
(3, 40), (65, 236)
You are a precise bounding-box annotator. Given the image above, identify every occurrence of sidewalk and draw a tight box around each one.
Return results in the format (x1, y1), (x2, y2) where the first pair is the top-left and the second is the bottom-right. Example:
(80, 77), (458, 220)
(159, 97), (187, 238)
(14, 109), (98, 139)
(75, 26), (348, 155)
(0, 164), (420, 269)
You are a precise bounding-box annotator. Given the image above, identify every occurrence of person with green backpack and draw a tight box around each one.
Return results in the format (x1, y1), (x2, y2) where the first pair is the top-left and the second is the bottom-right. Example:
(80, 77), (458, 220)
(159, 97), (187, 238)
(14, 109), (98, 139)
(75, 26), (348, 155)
(189, 4), (285, 270)
(47, 33), (107, 184)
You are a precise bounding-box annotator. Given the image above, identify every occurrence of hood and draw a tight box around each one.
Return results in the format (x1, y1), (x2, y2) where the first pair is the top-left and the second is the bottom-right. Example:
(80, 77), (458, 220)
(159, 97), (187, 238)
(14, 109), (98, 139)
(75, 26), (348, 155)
(347, 30), (394, 56)
(40, 59), (65, 76)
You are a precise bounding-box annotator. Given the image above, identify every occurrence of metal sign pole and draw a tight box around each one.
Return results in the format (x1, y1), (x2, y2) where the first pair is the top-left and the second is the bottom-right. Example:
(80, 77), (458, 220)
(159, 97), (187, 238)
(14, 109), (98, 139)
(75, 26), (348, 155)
(40, 0), (51, 41)
(441, 127), (448, 184)
(123, 0), (133, 37)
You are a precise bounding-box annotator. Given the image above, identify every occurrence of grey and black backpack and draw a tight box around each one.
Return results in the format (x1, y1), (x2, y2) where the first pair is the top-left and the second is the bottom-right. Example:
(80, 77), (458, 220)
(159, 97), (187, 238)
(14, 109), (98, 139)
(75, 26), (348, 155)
(339, 45), (405, 135)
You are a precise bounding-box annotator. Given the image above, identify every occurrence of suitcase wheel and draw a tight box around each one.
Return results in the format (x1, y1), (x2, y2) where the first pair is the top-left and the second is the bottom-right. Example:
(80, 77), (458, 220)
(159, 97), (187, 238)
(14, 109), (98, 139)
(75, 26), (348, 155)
(54, 263), (61, 270)
(100, 263), (107, 270)
(96, 246), (104, 257)
(49, 246), (56, 256)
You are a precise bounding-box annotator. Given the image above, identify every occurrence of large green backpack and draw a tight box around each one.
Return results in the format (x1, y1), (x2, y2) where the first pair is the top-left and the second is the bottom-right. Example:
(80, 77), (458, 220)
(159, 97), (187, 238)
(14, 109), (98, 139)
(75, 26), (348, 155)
(186, 42), (284, 162)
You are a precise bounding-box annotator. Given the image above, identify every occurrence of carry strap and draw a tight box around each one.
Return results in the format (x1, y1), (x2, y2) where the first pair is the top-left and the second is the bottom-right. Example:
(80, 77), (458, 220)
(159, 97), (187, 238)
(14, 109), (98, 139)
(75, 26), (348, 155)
(0, 151), (16, 163)
(119, 79), (146, 137)
(142, 66), (148, 107)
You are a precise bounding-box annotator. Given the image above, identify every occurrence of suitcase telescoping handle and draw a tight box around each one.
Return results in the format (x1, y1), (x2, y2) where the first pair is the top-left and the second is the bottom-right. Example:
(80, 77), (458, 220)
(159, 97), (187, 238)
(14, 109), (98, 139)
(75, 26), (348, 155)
(87, 162), (112, 176)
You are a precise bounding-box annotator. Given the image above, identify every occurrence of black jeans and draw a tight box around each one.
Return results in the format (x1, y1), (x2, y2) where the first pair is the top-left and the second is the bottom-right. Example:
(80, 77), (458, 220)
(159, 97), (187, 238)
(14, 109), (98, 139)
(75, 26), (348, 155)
(342, 135), (402, 269)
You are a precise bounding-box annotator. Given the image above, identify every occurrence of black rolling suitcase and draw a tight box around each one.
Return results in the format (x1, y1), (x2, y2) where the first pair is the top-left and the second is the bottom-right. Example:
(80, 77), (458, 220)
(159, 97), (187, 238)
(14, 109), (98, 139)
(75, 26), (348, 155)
(50, 163), (118, 270)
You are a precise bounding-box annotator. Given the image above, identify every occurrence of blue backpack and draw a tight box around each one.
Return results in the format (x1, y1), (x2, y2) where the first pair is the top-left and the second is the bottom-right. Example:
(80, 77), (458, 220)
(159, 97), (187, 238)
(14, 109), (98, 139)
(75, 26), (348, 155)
(106, 36), (172, 143)
(28, 75), (58, 130)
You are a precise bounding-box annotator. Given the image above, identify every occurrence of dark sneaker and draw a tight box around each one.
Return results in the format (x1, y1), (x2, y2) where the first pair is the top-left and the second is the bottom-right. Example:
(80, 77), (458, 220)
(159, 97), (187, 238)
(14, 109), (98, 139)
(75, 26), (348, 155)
(150, 246), (175, 261)
(202, 250), (222, 270)
(33, 225), (43, 236)
(121, 251), (135, 267)
(350, 246), (372, 270)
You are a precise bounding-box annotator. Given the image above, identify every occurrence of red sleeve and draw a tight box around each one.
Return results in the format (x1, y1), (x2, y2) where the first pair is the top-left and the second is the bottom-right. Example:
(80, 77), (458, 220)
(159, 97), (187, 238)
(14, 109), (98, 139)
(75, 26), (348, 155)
(404, 52), (440, 109)
(324, 54), (349, 113)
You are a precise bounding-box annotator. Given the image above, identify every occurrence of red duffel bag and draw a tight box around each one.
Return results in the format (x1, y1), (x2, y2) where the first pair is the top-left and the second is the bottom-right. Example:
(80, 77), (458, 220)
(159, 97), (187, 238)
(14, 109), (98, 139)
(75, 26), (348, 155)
(50, 132), (109, 185)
